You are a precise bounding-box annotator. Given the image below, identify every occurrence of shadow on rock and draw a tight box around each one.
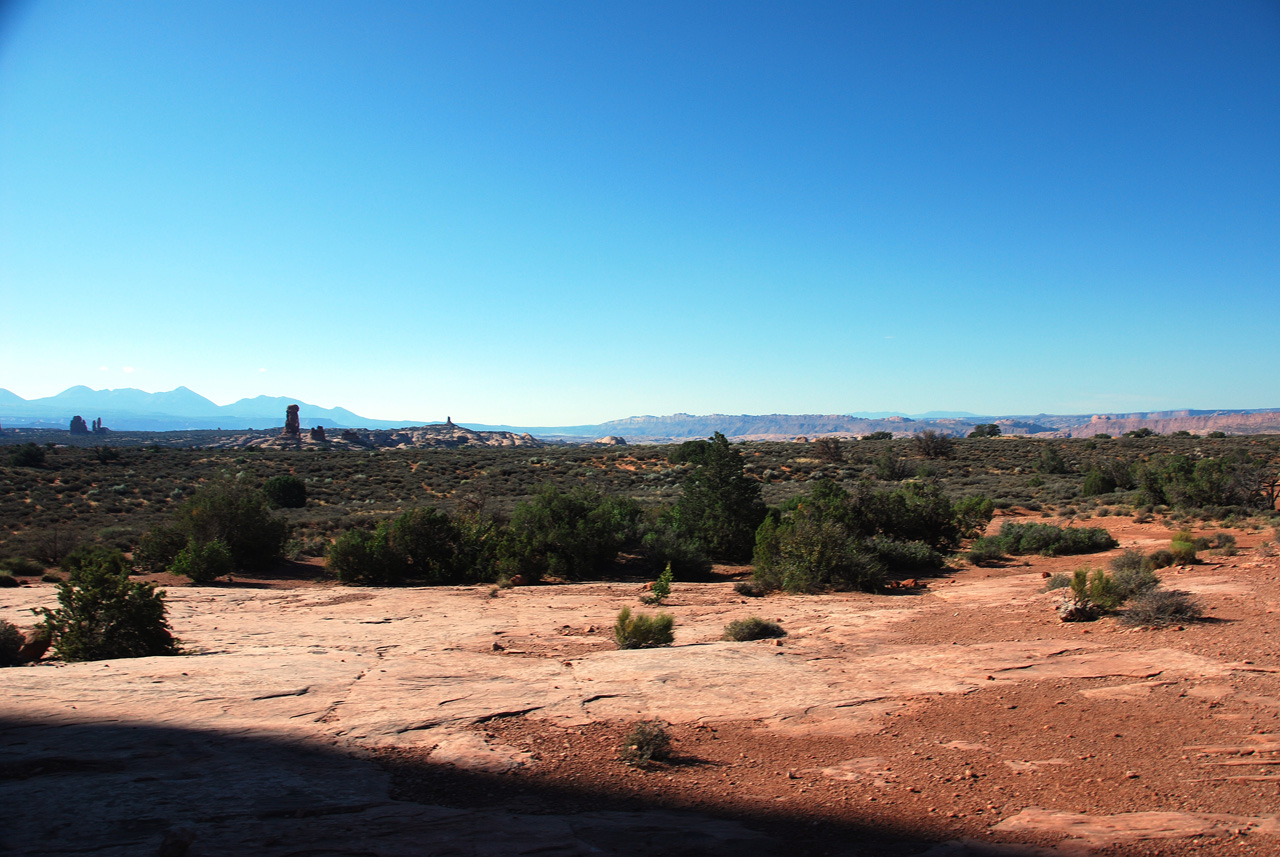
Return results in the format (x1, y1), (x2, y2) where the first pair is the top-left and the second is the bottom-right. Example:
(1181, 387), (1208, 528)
(0, 716), (1048, 857)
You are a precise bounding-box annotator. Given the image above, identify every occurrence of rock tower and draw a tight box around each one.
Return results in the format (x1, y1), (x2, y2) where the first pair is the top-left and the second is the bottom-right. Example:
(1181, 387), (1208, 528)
(283, 404), (301, 438)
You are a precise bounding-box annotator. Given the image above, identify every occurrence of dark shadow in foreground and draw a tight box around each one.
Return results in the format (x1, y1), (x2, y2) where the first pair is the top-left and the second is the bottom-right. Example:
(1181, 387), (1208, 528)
(0, 715), (1051, 857)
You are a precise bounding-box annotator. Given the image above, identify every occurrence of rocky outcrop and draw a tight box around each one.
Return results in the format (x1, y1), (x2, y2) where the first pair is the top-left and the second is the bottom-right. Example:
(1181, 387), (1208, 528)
(1071, 410), (1280, 438)
(16, 626), (51, 664)
(206, 423), (545, 451)
(2, 540), (1278, 856)
(282, 404), (301, 438)
(595, 436), (627, 446)
(69, 415), (89, 434)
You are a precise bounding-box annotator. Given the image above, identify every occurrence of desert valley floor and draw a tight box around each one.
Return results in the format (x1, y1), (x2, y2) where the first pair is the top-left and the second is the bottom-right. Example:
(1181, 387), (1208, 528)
(3, 515), (1280, 856)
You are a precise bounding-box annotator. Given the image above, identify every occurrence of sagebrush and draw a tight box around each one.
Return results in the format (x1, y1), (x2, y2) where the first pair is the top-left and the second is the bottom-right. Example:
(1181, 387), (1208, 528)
(614, 607), (675, 649)
(620, 720), (671, 767)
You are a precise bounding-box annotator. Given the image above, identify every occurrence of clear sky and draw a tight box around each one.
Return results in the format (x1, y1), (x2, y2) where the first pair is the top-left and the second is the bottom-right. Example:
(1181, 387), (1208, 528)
(2, 1), (1277, 425)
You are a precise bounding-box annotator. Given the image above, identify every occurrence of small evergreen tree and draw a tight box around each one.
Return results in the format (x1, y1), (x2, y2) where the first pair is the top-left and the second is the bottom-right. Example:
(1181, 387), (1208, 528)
(262, 474), (308, 509)
(666, 432), (765, 563)
(643, 563), (673, 605)
(327, 523), (405, 585)
(7, 442), (46, 467)
(137, 481), (288, 574)
(914, 430), (955, 459)
(813, 436), (844, 463)
(41, 547), (177, 661)
(170, 538), (234, 584)
(503, 486), (640, 581)
(1033, 446), (1071, 474)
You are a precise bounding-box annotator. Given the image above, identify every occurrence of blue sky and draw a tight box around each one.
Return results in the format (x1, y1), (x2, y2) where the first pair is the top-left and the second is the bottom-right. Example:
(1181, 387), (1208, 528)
(2, 1), (1277, 425)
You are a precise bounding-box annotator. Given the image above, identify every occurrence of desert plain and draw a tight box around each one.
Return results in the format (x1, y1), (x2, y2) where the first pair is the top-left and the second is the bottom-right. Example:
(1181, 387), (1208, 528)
(3, 513), (1279, 856)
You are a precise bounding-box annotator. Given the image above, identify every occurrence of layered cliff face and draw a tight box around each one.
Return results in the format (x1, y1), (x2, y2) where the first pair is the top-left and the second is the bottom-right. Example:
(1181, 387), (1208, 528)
(1071, 411), (1280, 438)
(587, 410), (1280, 442)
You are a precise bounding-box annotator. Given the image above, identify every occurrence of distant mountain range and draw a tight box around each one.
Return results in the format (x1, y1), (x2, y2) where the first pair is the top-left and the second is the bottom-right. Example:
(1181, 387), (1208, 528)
(3, 386), (1279, 440)
(458, 409), (1280, 441)
(0, 386), (420, 431)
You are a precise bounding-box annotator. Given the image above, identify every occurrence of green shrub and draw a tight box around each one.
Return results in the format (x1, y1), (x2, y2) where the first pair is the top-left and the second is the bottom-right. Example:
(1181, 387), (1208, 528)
(754, 478), (972, 591)
(1042, 572), (1071, 591)
(184, 483), (289, 571)
(639, 522), (711, 577)
(1206, 532), (1237, 555)
(1082, 468), (1117, 497)
(668, 440), (711, 465)
(866, 536), (944, 571)
(326, 524), (405, 585)
(1108, 549), (1161, 600)
(1146, 549), (1175, 570)
(262, 474), (308, 509)
(1034, 447), (1071, 475)
(620, 720), (671, 767)
(133, 524), (190, 574)
(326, 506), (499, 587)
(873, 452), (912, 481)
(139, 482), (288, 574)
(966, 536), (1007, 565)
(753, 516), (884, 593)
(722, 616), (786, 641)
(40, 547), (177, 662)
(1069, 566), (1123, 611)
(862, 481), (970, 550)
(0, 557), (44, 576)
(1122, 589), (1203, 627)
(0, 573), (18, 588)
(642, 563), (673, 605)
(1136, 452), (1273, 510)
(0, 620), (26, 666)
(914, 430), (955, 459)
(813, 436), (844, 463)
(1108, 548), (1145, 574)
(995, 522), (1117, 557)
(862, 431), (893, 441)
(391, 507), (466, 583)
(7, 442), (46, 467)
(1170, 529), (1198, 565)
(664, 433), (766, 563)
(954, 496), (996, 538)
(613, 607), (675, 649)
(170, 538), (234, 583)
(505, 485), (641, 581)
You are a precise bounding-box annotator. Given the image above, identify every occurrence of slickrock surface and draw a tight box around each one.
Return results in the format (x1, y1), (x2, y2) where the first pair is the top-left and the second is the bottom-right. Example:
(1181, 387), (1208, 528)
(3, 519), (1279, 855)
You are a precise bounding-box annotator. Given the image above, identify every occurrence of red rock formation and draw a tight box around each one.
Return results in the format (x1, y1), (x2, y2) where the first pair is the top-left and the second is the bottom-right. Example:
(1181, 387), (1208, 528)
(282, 405), (301, 438)
(17, 628), (51, 664)
(69, 415), (89, 434)
(309, 425), (327, 442)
